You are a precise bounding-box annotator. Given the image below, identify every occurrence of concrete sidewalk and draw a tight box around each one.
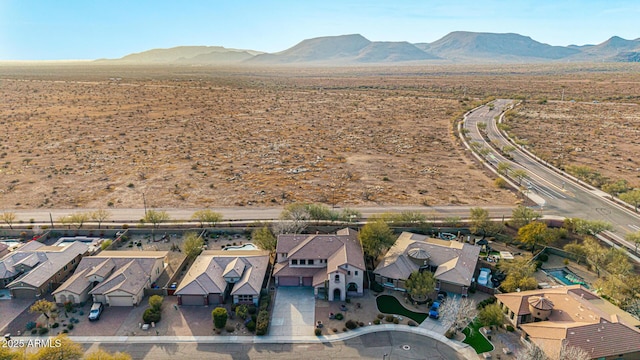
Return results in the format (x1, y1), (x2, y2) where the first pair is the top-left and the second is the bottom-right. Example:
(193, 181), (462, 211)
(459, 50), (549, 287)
(16, 324), (476, 358)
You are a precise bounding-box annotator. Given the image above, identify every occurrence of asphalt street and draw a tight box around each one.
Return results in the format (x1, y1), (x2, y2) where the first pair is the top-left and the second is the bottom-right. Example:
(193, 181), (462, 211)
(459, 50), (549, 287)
(464, 99), (640, 247)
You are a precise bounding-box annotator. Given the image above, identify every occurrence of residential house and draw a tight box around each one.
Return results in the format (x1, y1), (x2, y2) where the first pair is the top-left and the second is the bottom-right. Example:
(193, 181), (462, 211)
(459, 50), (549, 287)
(175, 250), (269, 306)
(273, 228), (365, 301)
(496, 285), (640, 360)
(3, 241), (89, 298)
(53, 251), (168, 306)
(373, 232), (480, 296)
(0, 243), (9, 259)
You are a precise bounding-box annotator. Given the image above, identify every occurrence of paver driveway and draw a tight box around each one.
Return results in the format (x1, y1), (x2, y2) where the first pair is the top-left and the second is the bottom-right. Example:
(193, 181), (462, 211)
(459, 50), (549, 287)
(270, 287), (315, 336)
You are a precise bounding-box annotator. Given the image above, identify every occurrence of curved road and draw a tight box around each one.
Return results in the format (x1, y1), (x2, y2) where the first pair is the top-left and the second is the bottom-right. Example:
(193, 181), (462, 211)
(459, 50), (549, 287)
(464, 99), (640, 251)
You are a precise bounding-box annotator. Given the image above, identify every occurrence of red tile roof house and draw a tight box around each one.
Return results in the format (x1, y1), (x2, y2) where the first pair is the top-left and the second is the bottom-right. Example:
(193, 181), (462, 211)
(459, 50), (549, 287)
(2, 241), (89, 298)
(174, 250), (270, 306)
(273, 228), (365, 301)
(52, 251), (168, 307)
(496, 285), (640, 359)
(373, 232), (480, 296)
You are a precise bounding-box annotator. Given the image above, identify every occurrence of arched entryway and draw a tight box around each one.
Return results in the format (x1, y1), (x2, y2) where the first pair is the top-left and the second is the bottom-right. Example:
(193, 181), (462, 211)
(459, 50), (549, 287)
(333, 288), (341, 301)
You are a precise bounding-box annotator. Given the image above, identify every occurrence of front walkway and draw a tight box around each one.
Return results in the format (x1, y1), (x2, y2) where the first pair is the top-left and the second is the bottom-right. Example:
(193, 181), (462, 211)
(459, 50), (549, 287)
(270, 287), (315, 336)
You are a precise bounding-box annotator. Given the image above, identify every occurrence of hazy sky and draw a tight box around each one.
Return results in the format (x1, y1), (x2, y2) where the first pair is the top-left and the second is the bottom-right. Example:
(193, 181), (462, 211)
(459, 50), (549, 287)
(2, 0), (639, 60)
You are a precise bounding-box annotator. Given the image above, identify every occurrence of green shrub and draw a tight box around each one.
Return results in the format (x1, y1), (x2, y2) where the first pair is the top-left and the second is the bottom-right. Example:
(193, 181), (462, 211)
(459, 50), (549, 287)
(143, 308), (161, 323)
(358, 321), (364, 327)
(332, 328), (338, 333)
(26, 321), (36, 330)
(39, 327), (49, 335)
(225, 325), (235, 333)
(31, 329), (38, 335)
(212, 307), (228, 329)
(373, 319), (381, 325)
(538, 253), (549, 262)
(246, 320), (256, 332)
(51, 323), (59, 328)
(315, 328), (322, 336)
(64, 301), (73, 313)
(149, 295), (163, 312)
(236, 304), (248, 320)
(343, 327), (347, 332)
(377, 313), (384, 319)
(67, 323), (74, 330)
(256, 310), (270, 335)
(62, 329), (69, 334)
(506, 325), (515, 332)
(335, 313), (344, 320)
(248, 305), (257, 315)
(345, 320), (357, 330)
(393, 318), (399, 324)
(385, 315), (394, 322)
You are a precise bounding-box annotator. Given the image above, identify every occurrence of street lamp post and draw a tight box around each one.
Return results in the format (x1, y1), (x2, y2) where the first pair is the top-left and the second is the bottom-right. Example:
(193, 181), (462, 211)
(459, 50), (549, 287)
(142, 192), (147, 217)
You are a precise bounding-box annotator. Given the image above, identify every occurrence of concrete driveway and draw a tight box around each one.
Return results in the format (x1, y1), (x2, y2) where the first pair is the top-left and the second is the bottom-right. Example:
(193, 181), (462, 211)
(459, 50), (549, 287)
(270, 287), (315, 336)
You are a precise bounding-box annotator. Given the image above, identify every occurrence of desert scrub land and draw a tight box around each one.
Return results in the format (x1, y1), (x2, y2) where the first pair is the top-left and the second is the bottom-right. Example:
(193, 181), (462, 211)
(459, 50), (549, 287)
(0, 64), (516, 209)
(505, 101), (640, 186)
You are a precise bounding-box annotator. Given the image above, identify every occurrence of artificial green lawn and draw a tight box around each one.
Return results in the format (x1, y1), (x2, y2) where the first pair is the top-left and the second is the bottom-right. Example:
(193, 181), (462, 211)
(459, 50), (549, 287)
(376, 295), (427, 323)
(462, 319), (495, 354)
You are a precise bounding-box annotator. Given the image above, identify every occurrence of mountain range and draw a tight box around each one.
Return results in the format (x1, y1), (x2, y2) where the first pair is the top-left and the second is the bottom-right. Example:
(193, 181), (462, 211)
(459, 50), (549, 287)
(100, 32), (640, 65)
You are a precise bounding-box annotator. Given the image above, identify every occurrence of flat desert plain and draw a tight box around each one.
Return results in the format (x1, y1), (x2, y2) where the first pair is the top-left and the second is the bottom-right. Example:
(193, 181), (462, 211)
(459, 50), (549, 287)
(1, 63), (639, 210)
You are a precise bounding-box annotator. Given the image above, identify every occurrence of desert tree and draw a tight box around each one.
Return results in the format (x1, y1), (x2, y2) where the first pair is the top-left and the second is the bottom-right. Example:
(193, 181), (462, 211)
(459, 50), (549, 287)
(511, 205), (541, 228)
(602, 179), (629, 200)
(274, 203), (310, 234)
(497, 161), (512, 176)
(559, 341), (590, 360)
(91, 209), (111, 229)
(252, 226), (277, 252)
(605, 247), (632, 277)
(405, 271), (436, 302)
(439, 296), (478, 335)
(85, 349), (133, 360)
(570, 218), (613, 236)
(191, 209), (223, 228)
(0, 212), (16, 229)
(69, 212), (90, 229)
(183, 232), (204, 259)
(517, 221), (550, 253)
(478, 303), (504, 327)
(515, 341), (548, 360)
(625, 231), (640, 254)
(563, 242), (587, 264)
(583, 236), (608, 277)
(144, 209), (170, 240)
(359, 219), (395, 263)
(31, 334), (83, 360)
(470, 207), (504, 238)
(499, 256), (538, 293)
(30, 299), (56, 321)
(512, 169), (528, 186)
(620, 189), (640, 213)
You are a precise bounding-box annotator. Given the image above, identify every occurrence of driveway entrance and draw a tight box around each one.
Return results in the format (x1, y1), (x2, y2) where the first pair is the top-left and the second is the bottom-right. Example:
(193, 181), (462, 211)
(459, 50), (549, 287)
(270, 287), (315, 336)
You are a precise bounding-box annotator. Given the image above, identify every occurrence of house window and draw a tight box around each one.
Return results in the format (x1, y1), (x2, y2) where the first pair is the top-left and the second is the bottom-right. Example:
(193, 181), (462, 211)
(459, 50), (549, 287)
(156, 268), (160, 274)
(63, 265), (68, 271)
(300, 259), (306, 265)
(292, 259), (298, 265)
(237, 295), (253, 303)
(345, 264), (348, 268)
(308, 259), (314, 265)
(334, 274), (340, 283)
(72, 259), (75, 264)
(355, 271), (358, 276)
(347, 271), (351, 276)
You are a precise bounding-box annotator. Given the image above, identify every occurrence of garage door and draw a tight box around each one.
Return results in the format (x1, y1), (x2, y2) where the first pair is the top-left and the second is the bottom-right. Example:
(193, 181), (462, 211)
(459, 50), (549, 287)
(278, 276), (299, 286)
(208, 294), (222, 305)
(180, 295), (205, 306)
(11, 288), (38, 299)
(108, 295), (133, 307)
(302, 277), (313, 287)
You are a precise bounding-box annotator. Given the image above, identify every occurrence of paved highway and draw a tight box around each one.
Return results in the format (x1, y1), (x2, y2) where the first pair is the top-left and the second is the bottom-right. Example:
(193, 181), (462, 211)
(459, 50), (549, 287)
(464, 99), (640, 250)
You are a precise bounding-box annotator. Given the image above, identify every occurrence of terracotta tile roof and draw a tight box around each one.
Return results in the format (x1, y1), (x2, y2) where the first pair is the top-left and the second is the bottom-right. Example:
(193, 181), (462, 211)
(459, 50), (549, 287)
(374, 232), (480, 287)
(497, 285), (640, 359)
